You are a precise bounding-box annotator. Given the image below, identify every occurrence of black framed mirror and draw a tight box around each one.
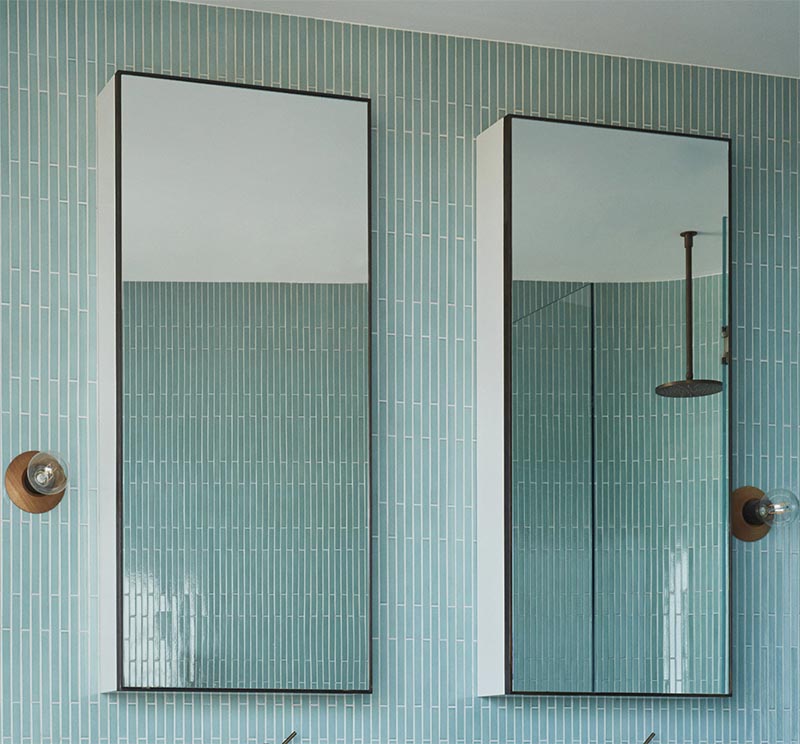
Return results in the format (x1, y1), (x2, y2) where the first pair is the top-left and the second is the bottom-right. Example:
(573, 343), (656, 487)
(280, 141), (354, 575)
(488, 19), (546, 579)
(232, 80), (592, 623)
(98, 72), (372, 693)
(477, 114), (731, 697)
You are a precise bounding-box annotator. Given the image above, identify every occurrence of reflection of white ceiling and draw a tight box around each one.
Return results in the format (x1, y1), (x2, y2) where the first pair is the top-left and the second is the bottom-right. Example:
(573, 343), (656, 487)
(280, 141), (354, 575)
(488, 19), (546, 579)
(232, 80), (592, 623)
(121, 75), (368, 283)
(184, 0), (800, 78)
(511, 118), (728, 283)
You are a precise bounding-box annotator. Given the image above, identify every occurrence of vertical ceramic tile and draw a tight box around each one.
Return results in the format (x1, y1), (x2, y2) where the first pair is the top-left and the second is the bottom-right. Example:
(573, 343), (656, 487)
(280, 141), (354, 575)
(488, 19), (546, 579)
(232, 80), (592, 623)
(593, 276), (727, 695)
(510, 282), (593, 693)
(0, 1), (798, 742)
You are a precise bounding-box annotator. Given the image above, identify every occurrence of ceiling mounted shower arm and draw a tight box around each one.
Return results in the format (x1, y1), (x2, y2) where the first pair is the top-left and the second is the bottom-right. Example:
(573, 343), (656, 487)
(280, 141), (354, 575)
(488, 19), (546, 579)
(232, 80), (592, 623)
(654, 229), (722, 398)
(681, 229), (697, 382)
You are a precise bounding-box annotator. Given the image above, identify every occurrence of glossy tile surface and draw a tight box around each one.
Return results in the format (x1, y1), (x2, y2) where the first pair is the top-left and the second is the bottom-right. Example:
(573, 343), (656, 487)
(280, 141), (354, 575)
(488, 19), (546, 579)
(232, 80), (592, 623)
(593, 276), (727, 695)
(0, 1), (798, 742)
(510, 277), (727, 695)
(121, 281), (370, 691)
(511, 282), (593, 693)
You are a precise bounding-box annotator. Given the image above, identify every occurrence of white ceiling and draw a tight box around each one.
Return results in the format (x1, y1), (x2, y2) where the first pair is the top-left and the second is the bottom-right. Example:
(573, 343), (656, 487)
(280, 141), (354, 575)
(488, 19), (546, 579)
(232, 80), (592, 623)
(120, 74), (369, 283)
(186, 0), (800, 78)
(509, 118), (728, 283)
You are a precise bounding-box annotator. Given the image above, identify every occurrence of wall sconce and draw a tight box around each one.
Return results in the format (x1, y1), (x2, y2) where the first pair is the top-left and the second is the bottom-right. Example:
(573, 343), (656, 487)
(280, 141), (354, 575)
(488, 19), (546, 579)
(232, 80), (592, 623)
(4, 450), (69, 514)
(731, 485), (799, 542)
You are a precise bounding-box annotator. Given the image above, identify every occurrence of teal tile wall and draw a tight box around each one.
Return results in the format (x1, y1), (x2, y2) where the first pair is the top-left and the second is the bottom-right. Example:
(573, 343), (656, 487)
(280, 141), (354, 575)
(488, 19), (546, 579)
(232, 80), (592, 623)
(121, 281), (369, 691)
(510, 277), (726, 695)
(0, 1), (798, 742)
(510, 283), (593, 693)
(593, 276), (727, 695)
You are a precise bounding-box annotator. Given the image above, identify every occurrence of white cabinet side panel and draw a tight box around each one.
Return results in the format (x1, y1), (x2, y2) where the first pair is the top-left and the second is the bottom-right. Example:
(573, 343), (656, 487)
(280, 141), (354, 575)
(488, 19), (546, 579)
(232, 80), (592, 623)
(476, 119), (506, 697)
(96, 78), (118, 693)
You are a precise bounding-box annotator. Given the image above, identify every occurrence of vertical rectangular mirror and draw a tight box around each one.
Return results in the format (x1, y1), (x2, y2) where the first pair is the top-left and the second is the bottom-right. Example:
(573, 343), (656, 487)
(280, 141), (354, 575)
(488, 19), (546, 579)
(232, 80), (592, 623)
(98, 72), (371, 692)
(477, 116), (730, 696)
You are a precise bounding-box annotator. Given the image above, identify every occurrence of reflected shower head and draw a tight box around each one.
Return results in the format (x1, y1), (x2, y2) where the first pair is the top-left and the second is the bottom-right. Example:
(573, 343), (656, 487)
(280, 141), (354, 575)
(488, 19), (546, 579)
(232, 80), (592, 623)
(655, 230), (723, 399)
(655, 378), (723, 398)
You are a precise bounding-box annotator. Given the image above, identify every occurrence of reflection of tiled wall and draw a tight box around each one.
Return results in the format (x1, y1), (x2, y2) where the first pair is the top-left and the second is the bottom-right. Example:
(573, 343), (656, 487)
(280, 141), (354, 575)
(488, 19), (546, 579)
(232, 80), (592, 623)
(593, 275), (727, 694)
(511, 282), (593, 692)
(511, 277), (726, 695)
(1, 1), (798, 741)
(121, 281), (369, 690)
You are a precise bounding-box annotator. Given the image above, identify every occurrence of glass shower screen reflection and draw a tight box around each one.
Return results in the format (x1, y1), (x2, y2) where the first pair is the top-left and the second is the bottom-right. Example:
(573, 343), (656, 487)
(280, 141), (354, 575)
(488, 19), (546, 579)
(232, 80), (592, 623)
(510, 283), (593, 692)
(117, 74), (370, 691)
(509, 118), (730, 695)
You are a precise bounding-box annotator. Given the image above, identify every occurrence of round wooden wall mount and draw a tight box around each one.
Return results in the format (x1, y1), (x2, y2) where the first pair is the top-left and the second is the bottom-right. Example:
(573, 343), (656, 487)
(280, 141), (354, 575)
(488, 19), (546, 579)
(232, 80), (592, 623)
(4, 451), (65, 514)
(731, 485), (770, 542)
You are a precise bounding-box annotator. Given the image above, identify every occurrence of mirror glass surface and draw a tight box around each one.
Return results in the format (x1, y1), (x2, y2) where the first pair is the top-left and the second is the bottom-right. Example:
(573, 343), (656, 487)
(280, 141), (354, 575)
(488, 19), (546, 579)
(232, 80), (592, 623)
(509, 117), (729, 695)
(118, 75), (370, 691)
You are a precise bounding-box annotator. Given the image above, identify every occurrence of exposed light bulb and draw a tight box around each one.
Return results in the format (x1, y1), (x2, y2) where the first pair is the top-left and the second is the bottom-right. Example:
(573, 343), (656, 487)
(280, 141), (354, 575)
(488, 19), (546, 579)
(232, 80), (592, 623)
(26, 451), (69, 496)
(757, 488), (800, 527)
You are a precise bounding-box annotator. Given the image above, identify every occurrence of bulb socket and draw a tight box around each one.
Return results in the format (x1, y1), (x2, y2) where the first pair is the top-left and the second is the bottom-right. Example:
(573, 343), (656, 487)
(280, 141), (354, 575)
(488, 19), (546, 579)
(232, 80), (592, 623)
(741, 497), (766, 527)
(731, 486), (771, 542)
